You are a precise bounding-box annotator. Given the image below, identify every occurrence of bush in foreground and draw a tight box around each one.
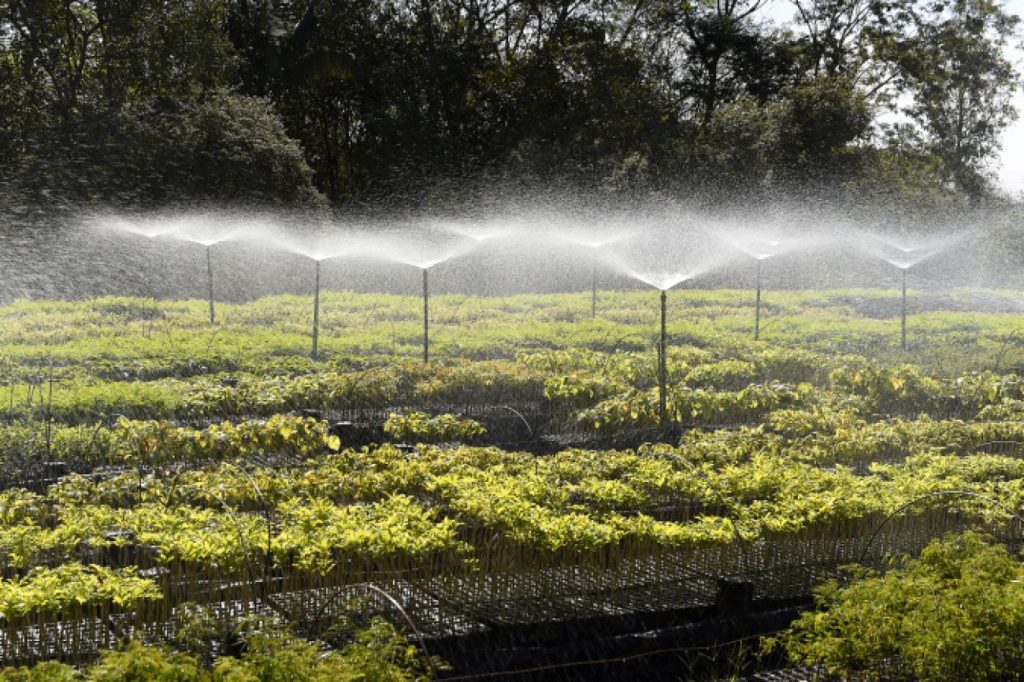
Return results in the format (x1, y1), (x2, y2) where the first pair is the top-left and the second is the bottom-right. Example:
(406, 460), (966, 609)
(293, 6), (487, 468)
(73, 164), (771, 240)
(771, 532), (1024, 681)
(0, 616), (439, 682)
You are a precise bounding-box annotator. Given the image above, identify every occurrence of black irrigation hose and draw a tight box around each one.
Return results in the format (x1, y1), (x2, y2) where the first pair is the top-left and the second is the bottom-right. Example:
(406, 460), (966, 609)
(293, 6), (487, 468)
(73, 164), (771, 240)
(858, 489), (1024, 564)
(360, 583), (439, 680)
(199, 466), (290, 621)
(495, 404), (534, 439)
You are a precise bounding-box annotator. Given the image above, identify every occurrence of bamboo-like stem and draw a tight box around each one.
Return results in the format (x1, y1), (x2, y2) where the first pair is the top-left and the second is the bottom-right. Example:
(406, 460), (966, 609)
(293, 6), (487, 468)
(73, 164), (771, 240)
(312, 260), (321, 359)
(423, 268), (430, 364)
(901, 267), (907, 351)
(754, 259), (762, 341)
(659, 289), (667, 430)
(206, 246), (215, 324)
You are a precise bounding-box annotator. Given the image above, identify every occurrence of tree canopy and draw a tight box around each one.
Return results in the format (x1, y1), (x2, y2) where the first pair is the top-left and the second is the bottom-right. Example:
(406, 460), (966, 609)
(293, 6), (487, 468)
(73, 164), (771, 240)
(0, 0), (1019, 211)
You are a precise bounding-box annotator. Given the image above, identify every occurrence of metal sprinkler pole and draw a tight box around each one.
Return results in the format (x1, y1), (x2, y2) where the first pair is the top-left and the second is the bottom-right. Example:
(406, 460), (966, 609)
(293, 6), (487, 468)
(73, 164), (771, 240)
(206, 246), (215, 324)
(754, 259), (762, 341)
(901, 268), (907, 351)
(312, 260), (320, 358)
(659, 289), (667, 430)
(423, 269), (430, 363)
(591, 258), (597, 319)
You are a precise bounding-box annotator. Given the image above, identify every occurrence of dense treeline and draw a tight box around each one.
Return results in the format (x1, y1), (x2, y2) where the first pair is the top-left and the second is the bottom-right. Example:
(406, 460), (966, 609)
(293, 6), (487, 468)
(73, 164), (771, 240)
(0, 0), (1019, 211)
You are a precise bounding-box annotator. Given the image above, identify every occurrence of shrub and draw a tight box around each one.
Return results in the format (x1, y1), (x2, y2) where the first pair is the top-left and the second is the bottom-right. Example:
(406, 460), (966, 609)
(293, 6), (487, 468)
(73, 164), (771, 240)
(771, 532), (1024, 681)
(383, 412), (485, 444)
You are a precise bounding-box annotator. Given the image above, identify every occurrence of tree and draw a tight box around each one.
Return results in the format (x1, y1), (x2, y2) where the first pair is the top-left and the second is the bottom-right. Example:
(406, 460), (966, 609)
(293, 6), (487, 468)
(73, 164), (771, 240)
(499, 28), (678, 192)
(762, 75), (872, 181)
(0, 0), (103, 125)
(2, 0), (1014, 209)
(836, 133), (967, 219)
(884, 0), (1020, 199)
(657, 0), (786, 125)
(688, 75), (872, 202)
(790, 0), (879, 79)
(0, 1), (233, 118)
(0, 2), (320, 208)
(106, 90), (325, 206)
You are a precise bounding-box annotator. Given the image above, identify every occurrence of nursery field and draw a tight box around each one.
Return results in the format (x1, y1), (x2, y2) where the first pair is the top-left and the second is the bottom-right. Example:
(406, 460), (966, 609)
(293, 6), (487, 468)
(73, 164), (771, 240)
(1, 288), (1024, 679)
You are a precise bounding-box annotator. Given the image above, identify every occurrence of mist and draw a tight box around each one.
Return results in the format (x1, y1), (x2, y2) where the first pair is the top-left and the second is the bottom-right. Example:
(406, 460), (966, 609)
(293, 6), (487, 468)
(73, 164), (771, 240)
(0, 199), (1016, 314)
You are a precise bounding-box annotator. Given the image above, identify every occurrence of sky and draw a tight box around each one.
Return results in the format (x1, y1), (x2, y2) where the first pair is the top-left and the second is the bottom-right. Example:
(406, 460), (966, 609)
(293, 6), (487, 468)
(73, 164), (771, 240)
(759, 0), (1024, 196)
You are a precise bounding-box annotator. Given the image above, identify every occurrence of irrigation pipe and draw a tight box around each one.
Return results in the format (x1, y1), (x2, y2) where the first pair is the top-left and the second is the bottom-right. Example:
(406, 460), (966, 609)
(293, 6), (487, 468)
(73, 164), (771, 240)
(497, 404), (534, 439)
(363, 583), (438, 679)
(170, 464), (436, 676)
(309, 582), (439, 680)
(858, 489), (1024, 564)
(194, 463), (289, 620)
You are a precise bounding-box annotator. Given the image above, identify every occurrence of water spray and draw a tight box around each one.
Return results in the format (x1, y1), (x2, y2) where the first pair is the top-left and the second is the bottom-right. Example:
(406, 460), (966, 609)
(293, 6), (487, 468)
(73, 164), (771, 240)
(379, 237), (477, 364)
(708, 232), (790, 340)
(547, 232), (631, 319)
(611, 270), (696, 432)
(856, 230), (971, 352)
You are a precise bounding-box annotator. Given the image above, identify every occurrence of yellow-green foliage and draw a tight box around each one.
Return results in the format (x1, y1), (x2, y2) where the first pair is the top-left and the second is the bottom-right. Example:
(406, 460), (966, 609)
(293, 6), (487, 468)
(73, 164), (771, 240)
(0, 564), (160, 619)
(2, 289), (1024, 658)
(0, 617), (438, 681)
(773, 532), (1024, 682)
(382, 411), (485, 443)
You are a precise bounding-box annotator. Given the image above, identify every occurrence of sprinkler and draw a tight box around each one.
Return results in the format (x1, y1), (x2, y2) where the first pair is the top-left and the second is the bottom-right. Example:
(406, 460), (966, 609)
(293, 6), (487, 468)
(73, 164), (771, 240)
(206, 246), (215, 324)
(659, 289), (667, 429)
(615, 272), (697, 431)
(549, 233), (629, 319)
(709, 230), (798, 340)
(312, 260), (321, 358)
(423, 268), (429, 364)
(754, 260), (762, 341)
(278, 244), (355, 360)
(377, 231), (477, 364)
(858, 231), (972, 353)
(901, 268), (907, 352)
